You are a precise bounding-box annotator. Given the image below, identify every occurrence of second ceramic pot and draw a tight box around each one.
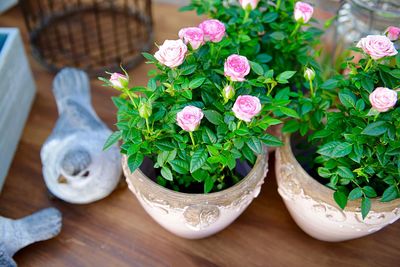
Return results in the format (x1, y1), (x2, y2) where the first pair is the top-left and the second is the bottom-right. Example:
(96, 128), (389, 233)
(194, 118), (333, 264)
(122, 148), (269, 239)
(276, 134), (400, 242)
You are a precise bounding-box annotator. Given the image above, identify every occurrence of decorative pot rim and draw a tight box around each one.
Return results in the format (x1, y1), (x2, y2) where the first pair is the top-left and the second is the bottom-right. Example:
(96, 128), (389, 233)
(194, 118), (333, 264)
(279, 134), (400, 212)
(122, 146), (268, 201)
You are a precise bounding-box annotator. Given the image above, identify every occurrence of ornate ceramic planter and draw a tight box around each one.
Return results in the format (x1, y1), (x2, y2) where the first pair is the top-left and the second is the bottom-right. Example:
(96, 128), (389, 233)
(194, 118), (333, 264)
(276, 134), (400, 242)
(122, 149), (268, 239)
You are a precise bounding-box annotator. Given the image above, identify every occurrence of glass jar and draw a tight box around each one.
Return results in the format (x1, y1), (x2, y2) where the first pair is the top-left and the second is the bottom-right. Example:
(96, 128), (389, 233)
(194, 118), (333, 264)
(336, 0), (400, 47)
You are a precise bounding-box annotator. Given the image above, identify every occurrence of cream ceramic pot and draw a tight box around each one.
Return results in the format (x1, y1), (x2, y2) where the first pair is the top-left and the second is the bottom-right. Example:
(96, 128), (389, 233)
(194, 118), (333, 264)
(276, 134), (400, 242)
(122, 150), (268, 239)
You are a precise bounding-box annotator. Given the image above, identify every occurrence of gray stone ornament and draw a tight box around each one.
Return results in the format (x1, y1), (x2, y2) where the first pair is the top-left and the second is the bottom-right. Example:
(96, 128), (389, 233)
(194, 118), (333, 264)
(40, 68), (122, 204)
(0, 207), (62, 267)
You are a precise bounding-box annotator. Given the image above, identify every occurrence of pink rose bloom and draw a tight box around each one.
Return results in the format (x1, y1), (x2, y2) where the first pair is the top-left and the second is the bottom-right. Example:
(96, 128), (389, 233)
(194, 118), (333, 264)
(224, 54), (251, 82)
(198, 19), (226, 43)
(239, 0), (260, 10)
(178, 27), (204, 50)
(369, 87), (398, 112)
(176, 106), (204, 132)
(294, 2), (314, 23)
(154, 39), (188, 68)
(385, 26), (400, 41)
(232, 95), (262, 122)
(109, 73), (128, 89)
(356, 35), (398, 60)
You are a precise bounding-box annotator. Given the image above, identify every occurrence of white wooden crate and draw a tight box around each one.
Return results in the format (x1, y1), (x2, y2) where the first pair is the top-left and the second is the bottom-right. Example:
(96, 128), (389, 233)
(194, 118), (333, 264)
(0, 0), (17, 13)
(0, 28), (36, 193)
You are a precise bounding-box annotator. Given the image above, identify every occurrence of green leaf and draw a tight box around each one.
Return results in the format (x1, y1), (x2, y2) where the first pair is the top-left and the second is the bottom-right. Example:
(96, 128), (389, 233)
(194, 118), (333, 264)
(103, 131), (121, 150)
(263, 12), (278, 23)
(147, 78), (157, 91)
(276, 71), (296, 84)
(142, 52), (157, 62)
(204, 110), (224, 125)
(317, 142), (352, 158)
(361, 121), (388, 136)
(361, 197), (371, 219)
(204, 176), (214, 193)
(206, 145), (220, 156)
(242, 144), (256, 164)
(190, 148), (208, 173)
(127, 143), (141, 156)
(157, 150), (177, 167)
(381, 185), (398, 202)
(239, 34), (251, 43)
(181, 90), (192, 100)
(318, 167), (332, 178)
(282, 120), (300, 133)
(279, 107), (300, 119)
(396, 53), (400, 68)
(189, 77), (206, 89)
(169, 159), (189, 174)
(127, 153), (144, 173)
(333, 191), (348, 209)
(180, 65), (196, 75)
(260, 134), (283, 147)
(337, 166), (354, 179)
(355, 99), (365, 111)
(348, 187), (363, 200)
(202, 127), (217, 144)
(192, 169), (207, 182)
(270, 31), (285, 40)
(246, 137), (263, 154)
(249, 61), (264, 76)
(363, 186), (377, 198)
(161, 166), (173, 181)
(155, 141), (176, 151)
(389, 69), (400, 79)
(321, 79), (338, 90)
(256, 54), (272, 63)
(339, 91), (356, 108)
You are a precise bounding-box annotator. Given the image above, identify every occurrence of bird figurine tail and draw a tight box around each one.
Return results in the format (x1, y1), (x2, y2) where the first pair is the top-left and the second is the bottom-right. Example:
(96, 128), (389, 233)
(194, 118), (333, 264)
(53, 68), (91, 114)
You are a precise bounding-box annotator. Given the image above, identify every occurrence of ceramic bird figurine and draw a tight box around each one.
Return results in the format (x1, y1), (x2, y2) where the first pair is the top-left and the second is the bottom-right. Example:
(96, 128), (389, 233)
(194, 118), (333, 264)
(40, 68), (121, 204)
(0, 207), (62, 267)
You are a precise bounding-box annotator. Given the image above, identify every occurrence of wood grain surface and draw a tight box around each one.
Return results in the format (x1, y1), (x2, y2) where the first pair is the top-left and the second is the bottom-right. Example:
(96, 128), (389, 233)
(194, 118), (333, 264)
(0, 4), (399, 267)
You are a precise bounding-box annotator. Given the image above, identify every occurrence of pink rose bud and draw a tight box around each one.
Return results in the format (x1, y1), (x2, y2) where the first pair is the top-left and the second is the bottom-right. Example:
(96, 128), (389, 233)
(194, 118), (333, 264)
(294, 2), (314, 23)
(304, 67), (315, 81)
(198, 19), (226, 43)
(223, 85), (235, 102)
(224, 54), (251, 82)
(232, 95), (262, 122)
(178, 27), (204, 50)
(239, 0), (260, 10)
(385, 26), (400, 41)
(176, 105), (204, 132)
(356, 35), (398, 60)
(109, 73), (128, 89)
(154, 39), (188, 68)
(369, 87), (398, 112)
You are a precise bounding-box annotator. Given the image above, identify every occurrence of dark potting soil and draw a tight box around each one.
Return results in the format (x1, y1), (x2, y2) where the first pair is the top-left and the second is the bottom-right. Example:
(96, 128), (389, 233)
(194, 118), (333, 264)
(290, 133), (327, 185)
(139, 157), (253, 194)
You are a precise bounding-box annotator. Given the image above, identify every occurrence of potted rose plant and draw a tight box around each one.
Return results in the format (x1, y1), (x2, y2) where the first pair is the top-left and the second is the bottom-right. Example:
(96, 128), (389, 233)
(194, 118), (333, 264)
(100, 19), (292, 239)
(276, 33), (400, 242)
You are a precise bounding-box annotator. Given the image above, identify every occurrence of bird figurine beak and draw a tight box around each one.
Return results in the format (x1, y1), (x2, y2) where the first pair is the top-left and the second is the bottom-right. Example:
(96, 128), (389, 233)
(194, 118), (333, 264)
(57, 176), (68, 184)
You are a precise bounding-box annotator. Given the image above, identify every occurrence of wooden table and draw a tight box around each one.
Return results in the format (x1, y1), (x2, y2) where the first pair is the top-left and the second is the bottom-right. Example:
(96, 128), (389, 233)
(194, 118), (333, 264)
(1, 4), (399, 267)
